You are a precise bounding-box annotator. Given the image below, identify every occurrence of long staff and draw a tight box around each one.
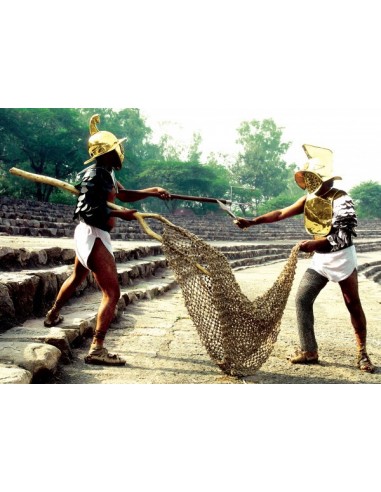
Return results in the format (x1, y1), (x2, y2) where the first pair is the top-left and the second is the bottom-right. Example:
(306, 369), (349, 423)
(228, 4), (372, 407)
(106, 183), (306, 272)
(8, 167), (210, 275)
(121, 189), (232, 205)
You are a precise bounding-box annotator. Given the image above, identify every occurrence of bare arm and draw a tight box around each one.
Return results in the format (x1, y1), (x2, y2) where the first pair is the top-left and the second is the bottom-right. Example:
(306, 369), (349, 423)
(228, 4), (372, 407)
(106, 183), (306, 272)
(116, 182), (170, 202)
(235, 196), (306, 229)
(299, 237), (331, 253)
(109, 208), (138, 221)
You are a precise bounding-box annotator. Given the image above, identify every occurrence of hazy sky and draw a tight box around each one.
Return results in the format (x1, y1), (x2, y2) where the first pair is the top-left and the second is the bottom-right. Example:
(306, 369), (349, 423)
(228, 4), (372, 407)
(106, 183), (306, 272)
(141, 107), (381, 191)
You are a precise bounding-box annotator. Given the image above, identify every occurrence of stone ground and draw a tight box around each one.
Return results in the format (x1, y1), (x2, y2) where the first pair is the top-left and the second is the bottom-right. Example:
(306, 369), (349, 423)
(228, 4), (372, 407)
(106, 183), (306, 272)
(1, 235), (380, 384)
(48, 248), (381, 385)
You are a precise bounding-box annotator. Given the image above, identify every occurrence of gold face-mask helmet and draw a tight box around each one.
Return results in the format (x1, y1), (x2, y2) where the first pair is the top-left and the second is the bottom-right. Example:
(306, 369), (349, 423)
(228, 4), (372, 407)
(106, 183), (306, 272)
(294, 144), (342, 194)
(84, 114), (127, 169)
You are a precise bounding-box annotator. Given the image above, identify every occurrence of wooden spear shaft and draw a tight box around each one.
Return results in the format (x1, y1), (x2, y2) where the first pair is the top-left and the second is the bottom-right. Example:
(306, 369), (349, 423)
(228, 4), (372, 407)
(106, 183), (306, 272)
(120, 189), (232, 205)
(9, 167), (231, 205)
(8, 167), (211, 276)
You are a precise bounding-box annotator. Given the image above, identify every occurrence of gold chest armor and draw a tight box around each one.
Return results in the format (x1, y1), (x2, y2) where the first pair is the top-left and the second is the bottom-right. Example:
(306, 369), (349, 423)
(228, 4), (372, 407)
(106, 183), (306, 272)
(304, 189), (346, 237)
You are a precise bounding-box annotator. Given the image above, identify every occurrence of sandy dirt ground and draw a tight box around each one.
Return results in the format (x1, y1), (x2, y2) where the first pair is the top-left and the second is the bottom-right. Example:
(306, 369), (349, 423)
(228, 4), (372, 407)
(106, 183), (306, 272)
(50, 251), (381, 384)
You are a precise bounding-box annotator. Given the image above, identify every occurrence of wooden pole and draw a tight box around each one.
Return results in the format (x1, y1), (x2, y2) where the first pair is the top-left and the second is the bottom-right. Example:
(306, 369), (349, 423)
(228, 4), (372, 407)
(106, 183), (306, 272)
(8, 167), (211, 276)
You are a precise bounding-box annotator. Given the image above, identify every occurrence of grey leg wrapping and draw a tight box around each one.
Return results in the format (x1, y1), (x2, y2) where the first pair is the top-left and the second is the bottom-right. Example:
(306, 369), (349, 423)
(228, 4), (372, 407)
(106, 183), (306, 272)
(295, 268), (328, 352)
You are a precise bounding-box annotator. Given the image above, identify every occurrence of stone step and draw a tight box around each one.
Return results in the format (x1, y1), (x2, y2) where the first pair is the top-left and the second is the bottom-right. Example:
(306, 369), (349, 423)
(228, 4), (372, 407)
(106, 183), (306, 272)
(357, 260), (381, 274)
(358, 261), (381, 284)
(0, 272), (177, 383)
(0, 255), (170, 329)
(0, 342), (61, 384)
(2, 239), (380, 329)
(0, 245), (76, 271)
(0, 224), (73, 237)
(1, 247), (380, 384)
(363, 266), (381, 278)
(2, 218), (381, 242)
(0, 243), (163, 271)
(230, 253), (291, 269)
(0, 216), (73, 228)
(220, 246), (292, 259)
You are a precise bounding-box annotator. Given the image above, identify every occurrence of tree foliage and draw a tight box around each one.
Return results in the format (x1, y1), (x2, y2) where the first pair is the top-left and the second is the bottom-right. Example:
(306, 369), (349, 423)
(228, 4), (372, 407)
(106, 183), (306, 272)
(1, 109), (326, 219)
(230, 118), (295, 214)
(0, 108), (85, 201)
(0, 108), (161, 201)
(350, 181), (381, 219)
(130, 160), (231, 214)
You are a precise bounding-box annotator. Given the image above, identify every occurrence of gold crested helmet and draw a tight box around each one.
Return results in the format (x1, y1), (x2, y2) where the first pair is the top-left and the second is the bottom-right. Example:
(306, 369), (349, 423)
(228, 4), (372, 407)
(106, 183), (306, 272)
(294, 144), (342, 194)
(84, 114), (127, 168)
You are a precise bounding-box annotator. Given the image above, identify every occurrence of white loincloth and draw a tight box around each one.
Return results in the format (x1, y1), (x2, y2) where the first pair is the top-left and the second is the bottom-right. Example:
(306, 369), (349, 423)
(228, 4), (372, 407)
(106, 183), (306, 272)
(310, 245), (357, 282)
(74, 222), (113, 269)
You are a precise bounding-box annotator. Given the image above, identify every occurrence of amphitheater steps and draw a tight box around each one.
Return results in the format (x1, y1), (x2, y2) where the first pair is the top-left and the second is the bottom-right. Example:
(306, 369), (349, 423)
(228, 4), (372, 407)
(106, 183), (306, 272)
(2, 243), (380, 383)
(1, 193), (381, 383)
(0, 240), (300, 382)
(0, 257), (177, 383)
(1, 243), (380, 384)
(0, 254), (172, 329)
(358, 260), (381, 285)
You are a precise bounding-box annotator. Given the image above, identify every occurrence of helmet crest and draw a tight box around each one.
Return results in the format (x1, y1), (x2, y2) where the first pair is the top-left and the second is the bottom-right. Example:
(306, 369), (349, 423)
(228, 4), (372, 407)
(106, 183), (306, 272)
(84, 114), (127, 168)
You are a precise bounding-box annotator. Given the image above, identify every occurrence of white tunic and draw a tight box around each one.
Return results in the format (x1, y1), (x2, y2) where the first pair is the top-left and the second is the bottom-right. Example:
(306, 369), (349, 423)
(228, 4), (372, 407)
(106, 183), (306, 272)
(310, 245), (357, 282)
(74, 222), (113, 269)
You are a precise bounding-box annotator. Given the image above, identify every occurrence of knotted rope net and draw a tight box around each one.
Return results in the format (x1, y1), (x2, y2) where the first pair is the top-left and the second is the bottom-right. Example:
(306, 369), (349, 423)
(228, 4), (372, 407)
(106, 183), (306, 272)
(161, 222), (300, 377)
(8, 169), (301, 377)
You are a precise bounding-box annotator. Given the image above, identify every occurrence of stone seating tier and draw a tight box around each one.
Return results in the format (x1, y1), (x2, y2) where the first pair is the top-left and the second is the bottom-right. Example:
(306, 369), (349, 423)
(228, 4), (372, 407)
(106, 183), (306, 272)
(1, 221), (381, 382)
(1, 241), (381, 383)
(2, 196), (381, 242)
(1, 238), (380, 332)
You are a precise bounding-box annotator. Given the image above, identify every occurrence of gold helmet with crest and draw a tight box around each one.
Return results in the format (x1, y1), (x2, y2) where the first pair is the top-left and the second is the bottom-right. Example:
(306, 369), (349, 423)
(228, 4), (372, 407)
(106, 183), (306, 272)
(84, 114), (127, 168)
(294, 144), (342, 194)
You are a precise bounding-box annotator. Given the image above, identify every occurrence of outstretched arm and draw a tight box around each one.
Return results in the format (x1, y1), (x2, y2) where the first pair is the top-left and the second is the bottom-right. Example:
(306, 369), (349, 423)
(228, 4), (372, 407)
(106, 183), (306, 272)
(235, 196), (306, 229)
(116, 182), (171, 202)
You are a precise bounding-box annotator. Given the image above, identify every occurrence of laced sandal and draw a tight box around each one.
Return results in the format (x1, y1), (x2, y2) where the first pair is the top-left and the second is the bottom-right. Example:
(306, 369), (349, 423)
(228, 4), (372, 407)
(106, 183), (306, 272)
(289, 349), (319, 365)
(357, 352), (375, 373)
(44, 309), (64, 327)
(84, 347), (126, 366)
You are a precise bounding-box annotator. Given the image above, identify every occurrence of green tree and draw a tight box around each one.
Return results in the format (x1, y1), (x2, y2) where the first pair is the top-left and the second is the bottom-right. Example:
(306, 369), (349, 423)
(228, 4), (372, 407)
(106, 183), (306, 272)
(157, 133), (185, 162)
(350, 181), (381, 219)
(0, 108), (84, 201)
(230, 118), (294, 213)
(132, 160), (231, 214)
(79, 108), (162, 188)
(187, 132), (203, 163)
(0, 108), (164, 201)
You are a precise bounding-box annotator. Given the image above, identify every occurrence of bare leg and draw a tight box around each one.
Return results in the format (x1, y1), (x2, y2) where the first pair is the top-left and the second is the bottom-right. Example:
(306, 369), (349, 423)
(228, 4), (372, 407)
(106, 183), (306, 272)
(44, 257), (89, 326)
(82, 239), (125, 366)
(87, 238), (121, 346)
(339, 269), (375, 373)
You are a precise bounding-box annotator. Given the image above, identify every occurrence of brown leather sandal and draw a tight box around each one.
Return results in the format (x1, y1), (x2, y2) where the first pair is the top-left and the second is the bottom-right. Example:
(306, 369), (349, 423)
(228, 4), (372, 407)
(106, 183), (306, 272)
(84, 347), (126, 366)
(289, 349), (319, 365)
(357, 352), (375, 373)
(44, 309), (64, 327)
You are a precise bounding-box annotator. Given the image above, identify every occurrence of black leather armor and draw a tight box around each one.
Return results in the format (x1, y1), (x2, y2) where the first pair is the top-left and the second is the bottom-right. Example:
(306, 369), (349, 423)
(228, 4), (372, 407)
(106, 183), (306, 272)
(73, 167), (115, 231)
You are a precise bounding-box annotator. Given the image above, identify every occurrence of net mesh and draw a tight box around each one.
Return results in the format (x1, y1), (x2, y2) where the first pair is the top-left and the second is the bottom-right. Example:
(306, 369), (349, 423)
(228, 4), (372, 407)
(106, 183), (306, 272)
(161, 222), (300, 377)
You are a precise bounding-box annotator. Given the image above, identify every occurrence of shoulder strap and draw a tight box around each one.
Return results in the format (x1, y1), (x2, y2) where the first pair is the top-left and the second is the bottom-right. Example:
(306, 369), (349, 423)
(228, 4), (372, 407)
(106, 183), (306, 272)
(325, 188), (347, 202)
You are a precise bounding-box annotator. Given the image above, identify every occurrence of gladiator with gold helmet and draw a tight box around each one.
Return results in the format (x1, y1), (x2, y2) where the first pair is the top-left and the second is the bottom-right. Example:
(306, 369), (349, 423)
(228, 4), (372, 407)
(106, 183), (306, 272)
(44, 114), (170, 367)
(234, 144), (375, 373)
